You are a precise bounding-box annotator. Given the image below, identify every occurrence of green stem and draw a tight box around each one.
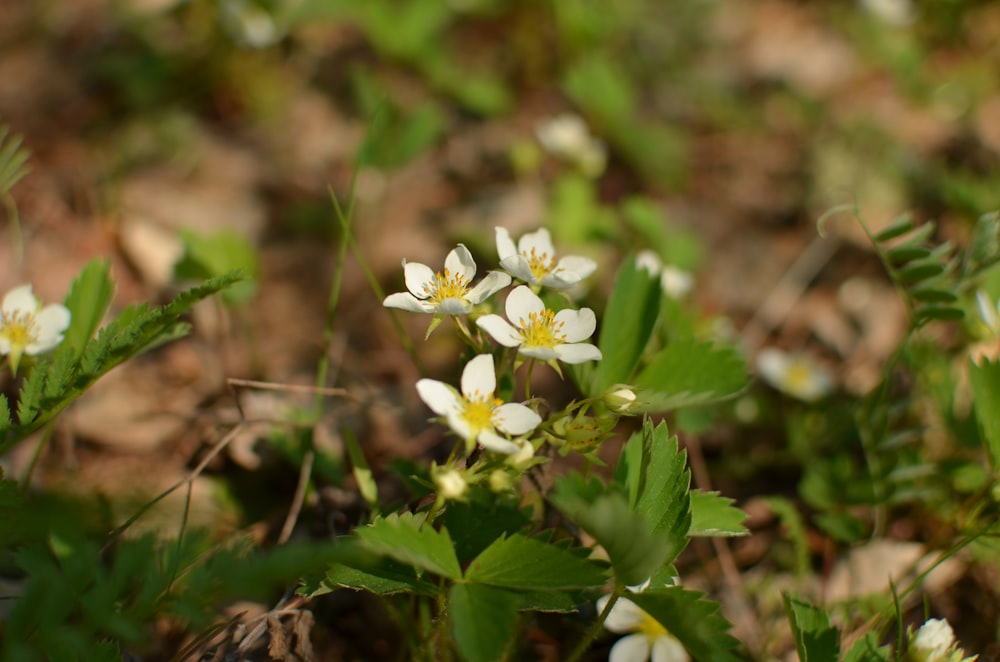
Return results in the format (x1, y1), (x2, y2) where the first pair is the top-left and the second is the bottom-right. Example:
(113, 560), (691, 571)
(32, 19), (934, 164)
(524, 359), (535, 400)
(565, 585), (623, 662)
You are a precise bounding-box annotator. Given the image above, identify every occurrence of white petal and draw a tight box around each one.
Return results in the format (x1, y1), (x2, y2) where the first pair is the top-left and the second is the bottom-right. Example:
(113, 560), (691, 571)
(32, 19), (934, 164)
(977, 290), (1000, 333)
(445, 244), (477, 282)
(2, 285), (38, 316)
(539, 271), (582, 289)
(466, 270), (512, 304)
(27, 305), (70, 353)
(517, 228), (555, 258)
(437, 298), (472, 315)
(476, 429), (521, 454)
(491, 402), (540, 435)
(554, 255), (597, 280)
(554, 343), (603, 364)
(755, 348), (790, 388)
(461, 354), (496, 398)
(383, 292), (435, 313)
(499, 256), (537, 284)
(476, 315), (523, 347)
(402, 261), (435, 298)
(416, 379), (462, 416)
(636, 250), (663, 275)
(610, 634), (651, 662)
(495, 227), (517, 261)
(0, 338), (10, 354)
(519, 345), (560, 361)
(602, 597), (644, 633)
(555, 307), (596, 343)
(505, 285), (545, 325)
(446, 411), (475, 440)
(651, 635), (690, 662)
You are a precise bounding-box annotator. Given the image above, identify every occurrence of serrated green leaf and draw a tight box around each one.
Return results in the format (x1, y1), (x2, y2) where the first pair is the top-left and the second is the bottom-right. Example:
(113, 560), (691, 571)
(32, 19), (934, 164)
(629, 587), (741, 662)
(910, 288), (958, 303)
(591, 257), (661, 393)
(897, 260), (945, 284)
(783, 595), (840, 662)
(550, 474), (669, 587)
(323, 558), (437, 596)
(873, 214), (915, 242)
(969, 358), (1000, 472)
(62, 259), (115, 359)
(357, 512), (461, 580)
(438, 489), (530, 564)
(689, 490), (748, 537)
(964, 211), (1000, 275)
(175, 230), (259, 304)
(631, 339), (747, 413)
(842, 632), (891, 662)
(514, 589), (587, 613)
(464, 533), (607, 590)
(0, 125), (30, 195)
(450, 583), (520, 662)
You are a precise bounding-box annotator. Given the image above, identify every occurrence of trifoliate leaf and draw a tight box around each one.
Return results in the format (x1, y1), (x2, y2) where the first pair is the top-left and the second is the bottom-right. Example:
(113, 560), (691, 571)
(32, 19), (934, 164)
(632, 338), (747, 413)
(450, 583), (520, 662)
(464, 533), (607, 591)
(783, 594), (840, 662)
(629, 587), (741, 662)
(356, 512), (461, 580)
(689, 490), (748, 538)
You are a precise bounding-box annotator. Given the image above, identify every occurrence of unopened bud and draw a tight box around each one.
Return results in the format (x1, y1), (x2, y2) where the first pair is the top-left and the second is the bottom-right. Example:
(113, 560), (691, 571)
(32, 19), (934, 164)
(434, 468), (468, 501)
(603, 386), (638, 413)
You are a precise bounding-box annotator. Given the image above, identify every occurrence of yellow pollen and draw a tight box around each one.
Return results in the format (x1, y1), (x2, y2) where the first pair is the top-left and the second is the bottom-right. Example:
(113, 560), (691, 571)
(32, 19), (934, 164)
(517, 309), (566, 348)
(637, 612), (668, 640)
(782, 361), (816, 392)
(526, 248), (555, 282)
(0, 311), (37, 350)
(461, 390), (501, 434)
(423, 269), (471, 304)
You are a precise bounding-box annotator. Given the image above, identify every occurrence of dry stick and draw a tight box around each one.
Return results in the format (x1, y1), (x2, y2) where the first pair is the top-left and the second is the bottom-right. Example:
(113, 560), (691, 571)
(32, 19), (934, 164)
(683, 433), (760, 653)
(278, 449), (315, 545)
(740, 234), (839, 353)
(226, 377), (352, 399)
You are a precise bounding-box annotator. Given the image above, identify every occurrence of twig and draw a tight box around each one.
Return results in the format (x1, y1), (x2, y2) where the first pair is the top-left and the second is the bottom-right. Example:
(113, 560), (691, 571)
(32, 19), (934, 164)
(277, 449), (315, 545)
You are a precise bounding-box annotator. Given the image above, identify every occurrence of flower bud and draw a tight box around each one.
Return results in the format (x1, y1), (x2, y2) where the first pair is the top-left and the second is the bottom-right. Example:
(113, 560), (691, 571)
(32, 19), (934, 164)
(489, 469), (514, 493)
(603, 385), (638, 414)
(433, 468), (468, 501)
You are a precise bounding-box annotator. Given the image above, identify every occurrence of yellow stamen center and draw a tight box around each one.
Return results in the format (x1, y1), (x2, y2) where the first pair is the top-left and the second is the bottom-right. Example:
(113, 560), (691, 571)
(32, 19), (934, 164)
(782, 361), (816, 393)
(517, 309), (566, 348)
(526, 248), (555, 282)
(0, 311), (37, 350)
(461, 390), (502, 434)
(423, 269), (471, 305)
(637, 612), (668, 640)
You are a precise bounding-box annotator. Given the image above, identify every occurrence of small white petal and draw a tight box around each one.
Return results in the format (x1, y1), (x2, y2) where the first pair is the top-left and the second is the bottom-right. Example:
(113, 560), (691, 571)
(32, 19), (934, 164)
(538, 272), (580, 289)
(383, 292), (435, 313)
(756, 348), (790, 387)
(610, 634), (651, 662)
(495, 227), (518, 261)
(0, 338), (10, 354)
(476, 315), (523, 347)
(519, 345), (561, 361)
(446, 411), (475, 440)
(461, 354), (497, 398)
(517, 228), (555, 258)
(476, 429), (521, 454)
(27, 305), (71, 354)
(636, 251), (663, 275)
(602, 597), (645, 633)
(402, 261), (435, 298)
(554, 255), (597, 280)
(437, 298), (472, 315)
(505, 285), (545, 323)
(554, 307), (596, 343)
(416, 379), (462, 416)
(660, 267), (693, 299)
(491, 402), (541, 435)
(499, 255), (537, 284)
(445, 244), (477, 283)
(2, 285), (38, 316)
(651, 635), (690, 662)
(553, 343), (602, 364)
(466, 270), (512, 304)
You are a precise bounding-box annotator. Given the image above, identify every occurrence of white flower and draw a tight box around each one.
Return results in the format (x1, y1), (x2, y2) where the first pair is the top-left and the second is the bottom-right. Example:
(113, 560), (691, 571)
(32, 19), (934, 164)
(0, 285), (71, 373)
(534, 113), (607, 176)
(635, 251), (693, 300)
(383, 244), (511, 316)
(596, 595), (689, 662)
(908, 618), (978, 662)
(496, 227), (596, 290)
(756, 348), (835, 402)
(477, 286), (602, 364)
(416, 354), (541, 455)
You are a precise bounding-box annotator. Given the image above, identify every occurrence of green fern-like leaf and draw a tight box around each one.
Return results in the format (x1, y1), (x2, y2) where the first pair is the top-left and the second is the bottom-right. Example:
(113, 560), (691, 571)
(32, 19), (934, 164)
(0, 125), (30, 196)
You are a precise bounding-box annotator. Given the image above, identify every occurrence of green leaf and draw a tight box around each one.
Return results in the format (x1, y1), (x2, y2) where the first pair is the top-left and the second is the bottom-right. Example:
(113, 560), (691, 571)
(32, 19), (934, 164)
(896, 260), (945, 284)
(909, 288), (958, 303)
(842, 632), (891, 662)
(438, 489), (530, 564)
(783, 594), (840, 662)
(356, 512), (461, 580)
(873, 214), (915, 242)
(62, 259), (115, 360)
(969, 358), (1000, 472)
(323, 558), (437, 596)
(623, 421), (692, 565)
(629, 587), (741, 662)
(343, 428), (378, 515)
(631, 338), (748, 413)
(450, 583), (520, 662)
(175, 229), (259, 304)
(689, 490), (748, 538)
(913, 306), (964, 324)
(0, 125), (30, 195)
(591, 256), (661, 393)
(0, 394), (12, 438)
(964, 211), (1000, 275)
(550, 474), (669, 587)
(464, 533), (607, 591)
(887, 245), (931, 263)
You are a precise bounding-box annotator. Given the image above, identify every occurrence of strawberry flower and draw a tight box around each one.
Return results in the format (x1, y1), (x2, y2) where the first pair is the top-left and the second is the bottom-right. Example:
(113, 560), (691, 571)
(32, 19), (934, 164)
(496, 227), (596, 290)
(383, 245), (511, 315)
(0, 284), (71, 374)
